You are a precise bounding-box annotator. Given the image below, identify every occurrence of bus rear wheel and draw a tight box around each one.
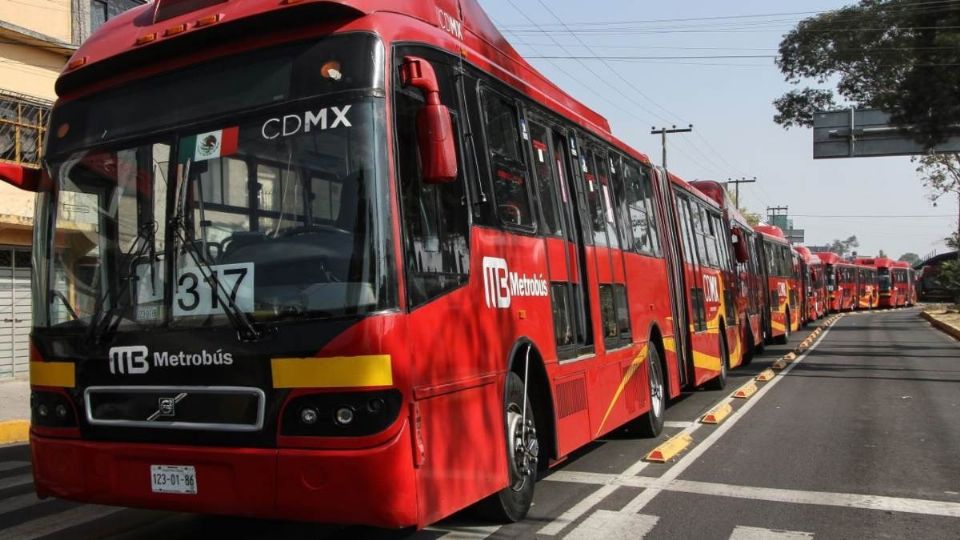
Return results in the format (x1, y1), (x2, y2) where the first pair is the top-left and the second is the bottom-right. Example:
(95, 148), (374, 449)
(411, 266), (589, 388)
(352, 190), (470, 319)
(705, 334), (729, 391)
(636, 345), (665, 437)
(476, 372), (539, 523)
(774, 313), (790, 345)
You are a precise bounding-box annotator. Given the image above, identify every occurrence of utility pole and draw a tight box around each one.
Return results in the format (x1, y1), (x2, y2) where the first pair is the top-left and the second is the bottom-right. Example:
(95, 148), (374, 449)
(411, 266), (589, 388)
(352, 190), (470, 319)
(725, 177), (756, 208)
(650, 125), (693, 170)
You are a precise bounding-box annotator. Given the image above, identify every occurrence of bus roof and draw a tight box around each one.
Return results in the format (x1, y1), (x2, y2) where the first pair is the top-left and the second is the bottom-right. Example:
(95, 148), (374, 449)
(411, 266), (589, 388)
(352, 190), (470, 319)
(688, 180), (751, 228)
(855, 257), (894, 269)
(753, 224), (788, 244)
(56, 0), (662, 167)
(793, 245), (819, 265)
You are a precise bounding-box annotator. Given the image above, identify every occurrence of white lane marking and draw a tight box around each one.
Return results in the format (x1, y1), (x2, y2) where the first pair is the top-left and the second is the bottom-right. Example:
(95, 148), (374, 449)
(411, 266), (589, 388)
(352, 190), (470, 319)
(430, 524), (501, 539)
(564, 510), (658, 539)
(0, 473), (33, 490)
(730, 525), (814, 540)
(546, 470), (960, 519)
(538, 423), (700, 537)
(663, 420), (695, 429)
(0, 504), (124, 539)
(0, 492), (53, 515)
(0, 461), (29, 473)
(620, 322), (838, 514)
(538, 484), (619, 536)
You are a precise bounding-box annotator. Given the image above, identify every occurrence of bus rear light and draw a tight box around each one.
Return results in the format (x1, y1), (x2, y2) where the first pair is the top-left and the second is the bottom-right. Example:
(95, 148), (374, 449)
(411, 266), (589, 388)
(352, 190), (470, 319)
(66, 56), (87, 70)
(135, 33), (158, 45)
(164, 23), (188, 36)
(194, 13), (222, 27)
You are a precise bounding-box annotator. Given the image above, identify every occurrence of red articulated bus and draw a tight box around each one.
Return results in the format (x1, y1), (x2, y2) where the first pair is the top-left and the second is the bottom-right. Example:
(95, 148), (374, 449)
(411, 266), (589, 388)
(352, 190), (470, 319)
(794, 246), (826, 323)
(754, 225), (799, 343)
(1, 0), (749, 529)
(691, 180), (766, 362)
(864, 257), (897, 308)
(892, 261), (916, 307)
(816, 252), (858, 312)
(854, 259), (880, 309)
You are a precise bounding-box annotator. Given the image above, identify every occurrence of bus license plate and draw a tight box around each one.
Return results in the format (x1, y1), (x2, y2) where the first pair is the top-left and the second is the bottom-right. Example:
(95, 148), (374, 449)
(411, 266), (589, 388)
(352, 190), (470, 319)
(150, 465), (197, 495)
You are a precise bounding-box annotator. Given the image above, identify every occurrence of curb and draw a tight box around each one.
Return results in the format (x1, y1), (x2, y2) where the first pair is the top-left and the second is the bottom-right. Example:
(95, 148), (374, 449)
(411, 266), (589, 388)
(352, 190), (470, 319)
(920, 311), (960, 341)
(0, 420), (30, 445)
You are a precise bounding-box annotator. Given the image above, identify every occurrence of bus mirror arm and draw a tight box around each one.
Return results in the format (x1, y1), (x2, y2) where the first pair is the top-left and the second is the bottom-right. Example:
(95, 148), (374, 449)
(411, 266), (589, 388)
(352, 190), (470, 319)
(400, 56), (458, 184)
(731, 229), (749, 264)
(0, 162), (50, 192)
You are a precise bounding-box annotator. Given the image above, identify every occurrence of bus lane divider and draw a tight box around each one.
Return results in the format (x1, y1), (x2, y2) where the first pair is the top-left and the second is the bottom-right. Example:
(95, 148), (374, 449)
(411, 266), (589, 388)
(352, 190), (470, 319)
(755, 368), (775, 382)
(645, 432), (694, 463)
(539, 314), (844, 536)
(732, 381), (758, 399)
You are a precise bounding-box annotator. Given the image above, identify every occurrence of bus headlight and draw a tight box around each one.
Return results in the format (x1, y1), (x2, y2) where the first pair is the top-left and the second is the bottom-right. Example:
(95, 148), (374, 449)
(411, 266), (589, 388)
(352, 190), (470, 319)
(334, 406), (355, 425)
(31, 391), (77, 428)
(280, 389), (402, 437)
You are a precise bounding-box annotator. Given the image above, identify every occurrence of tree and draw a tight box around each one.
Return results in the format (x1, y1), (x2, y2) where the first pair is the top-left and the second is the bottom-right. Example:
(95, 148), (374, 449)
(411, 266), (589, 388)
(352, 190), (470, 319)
(827, 236), (859, 257)
(774, 1), (960, 147)
(740, 209), (763, 227)
(936, 260), (960, 304)
(916, 152), (960, 252)
(898, 252), (921, 265)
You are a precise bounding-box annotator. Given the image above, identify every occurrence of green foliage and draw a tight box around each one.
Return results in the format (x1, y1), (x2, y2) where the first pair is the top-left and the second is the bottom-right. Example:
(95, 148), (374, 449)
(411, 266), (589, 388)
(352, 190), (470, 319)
(740, 208), (763, 227)
(827, 235), (860, 257)
(898, 252), (921, 265)
(916, 152), (960, 203)
(775, 1), (960, 147)
(936, 260), (960, 300)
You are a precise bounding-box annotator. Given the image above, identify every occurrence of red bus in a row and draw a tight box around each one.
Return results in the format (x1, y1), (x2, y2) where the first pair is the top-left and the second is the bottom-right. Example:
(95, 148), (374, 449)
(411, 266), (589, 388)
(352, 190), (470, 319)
(794, 246), (826, 323)
(854, 258), (880, 309)
(755, 225), (801, 343)
(817, 252), (858, 312)
(0, 0), (779, 528)
(860, 258), (916, 308)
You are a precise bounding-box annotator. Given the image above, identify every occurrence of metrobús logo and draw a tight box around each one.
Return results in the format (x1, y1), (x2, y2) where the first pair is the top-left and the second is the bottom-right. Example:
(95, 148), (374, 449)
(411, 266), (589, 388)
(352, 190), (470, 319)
(108, 346), (234, 375)
(482, 257), (548, 309)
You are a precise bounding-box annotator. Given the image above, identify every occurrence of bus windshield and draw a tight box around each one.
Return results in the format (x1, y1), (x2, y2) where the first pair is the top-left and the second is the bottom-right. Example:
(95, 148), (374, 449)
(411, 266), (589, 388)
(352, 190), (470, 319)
(34, 34), (394, 332)
(878, 268), (892, 291)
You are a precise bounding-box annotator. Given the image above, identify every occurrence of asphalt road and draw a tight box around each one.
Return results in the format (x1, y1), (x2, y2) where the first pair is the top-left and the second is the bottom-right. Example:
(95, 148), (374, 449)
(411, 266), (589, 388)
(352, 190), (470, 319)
(2, 308), (959, 539)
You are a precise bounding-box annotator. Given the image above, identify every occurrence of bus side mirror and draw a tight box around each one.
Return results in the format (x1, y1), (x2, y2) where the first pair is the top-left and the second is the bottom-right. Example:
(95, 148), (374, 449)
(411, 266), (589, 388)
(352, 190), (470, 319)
(731, 229), (749, 264)
(0, 162), (49, 192)
(400, 56), (458, 184)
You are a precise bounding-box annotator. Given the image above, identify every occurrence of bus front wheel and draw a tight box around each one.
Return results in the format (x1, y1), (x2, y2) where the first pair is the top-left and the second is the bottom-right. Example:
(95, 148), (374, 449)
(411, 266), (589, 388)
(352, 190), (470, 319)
(477, 372), (539, 523)
(636, 345), (666, 437)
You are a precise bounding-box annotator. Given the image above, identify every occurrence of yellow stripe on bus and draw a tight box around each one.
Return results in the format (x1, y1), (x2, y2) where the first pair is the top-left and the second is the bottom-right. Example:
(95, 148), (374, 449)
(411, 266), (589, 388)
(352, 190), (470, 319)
(30, 361), (76, 388)
(271, 355), (393, 389)
(693, 350), (722, 372)
(596, 344), (648, 436)
(663, 337), (676, 353)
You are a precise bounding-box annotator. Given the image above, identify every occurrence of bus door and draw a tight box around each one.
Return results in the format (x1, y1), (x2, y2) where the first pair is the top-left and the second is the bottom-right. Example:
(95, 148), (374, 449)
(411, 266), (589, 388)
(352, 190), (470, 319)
(674, 191), (711, 384)
(525, 119), (594, 363)
(650, 168), (692, 387)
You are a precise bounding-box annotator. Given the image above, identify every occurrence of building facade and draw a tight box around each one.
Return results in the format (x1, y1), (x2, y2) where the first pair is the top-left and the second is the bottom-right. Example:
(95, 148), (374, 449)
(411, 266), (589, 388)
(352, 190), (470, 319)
(0, 0), (144, 379)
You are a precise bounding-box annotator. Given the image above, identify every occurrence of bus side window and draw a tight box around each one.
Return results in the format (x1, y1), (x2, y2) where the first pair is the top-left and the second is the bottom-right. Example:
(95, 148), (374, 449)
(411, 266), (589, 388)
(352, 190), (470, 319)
(480, 90), (535, 229)
(395, 55), (470, 308)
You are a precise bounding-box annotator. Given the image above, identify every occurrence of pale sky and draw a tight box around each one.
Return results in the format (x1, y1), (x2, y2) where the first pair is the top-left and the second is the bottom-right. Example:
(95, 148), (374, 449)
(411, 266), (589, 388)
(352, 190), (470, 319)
(477, 0), (956, 260)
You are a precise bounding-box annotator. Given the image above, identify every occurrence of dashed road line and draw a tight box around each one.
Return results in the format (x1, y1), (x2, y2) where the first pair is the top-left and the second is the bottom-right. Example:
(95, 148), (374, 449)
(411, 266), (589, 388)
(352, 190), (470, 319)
(0, 492), (52, 515)
(432, 524), (502, 539)
(730, 525), (814, 540)
(0, 461), (29, 473)
(0, 504), (124, 539)
(0, 473), (34, 491)
(663, 420), (696, 429)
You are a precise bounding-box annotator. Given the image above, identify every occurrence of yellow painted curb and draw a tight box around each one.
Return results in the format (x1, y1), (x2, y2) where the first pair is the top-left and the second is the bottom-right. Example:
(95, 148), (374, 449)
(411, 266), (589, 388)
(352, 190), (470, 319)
(700, 402), (733, 425)
(645, 432), (694, 463)
(0, 420), (30, 445)
(772, 358), (788, 370)
(755, 368), (775, 382)
(732, 381), (758, 399)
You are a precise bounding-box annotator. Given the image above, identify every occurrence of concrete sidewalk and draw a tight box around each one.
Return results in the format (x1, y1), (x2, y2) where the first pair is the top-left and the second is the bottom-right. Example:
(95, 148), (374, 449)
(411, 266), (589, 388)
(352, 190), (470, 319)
(0, 378), (30, 445)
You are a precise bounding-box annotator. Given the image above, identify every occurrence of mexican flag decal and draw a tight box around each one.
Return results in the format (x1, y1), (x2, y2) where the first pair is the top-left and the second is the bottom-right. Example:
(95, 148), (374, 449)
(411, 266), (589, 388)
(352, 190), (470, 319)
(179, 126), (239, 162)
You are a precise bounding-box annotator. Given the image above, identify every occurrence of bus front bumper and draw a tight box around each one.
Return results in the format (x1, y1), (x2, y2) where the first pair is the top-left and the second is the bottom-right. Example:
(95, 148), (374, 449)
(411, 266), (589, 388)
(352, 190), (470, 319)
(30, 424), (419, 527)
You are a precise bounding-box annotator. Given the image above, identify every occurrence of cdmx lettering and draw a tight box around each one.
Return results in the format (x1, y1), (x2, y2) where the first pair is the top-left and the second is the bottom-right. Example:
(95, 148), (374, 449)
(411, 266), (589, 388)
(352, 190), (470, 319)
(261, 105), (352, 140)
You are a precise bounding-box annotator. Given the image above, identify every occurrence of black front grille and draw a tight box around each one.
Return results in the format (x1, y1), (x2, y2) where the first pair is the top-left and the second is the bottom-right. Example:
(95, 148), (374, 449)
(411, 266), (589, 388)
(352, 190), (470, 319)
(85, 386), (264, 431)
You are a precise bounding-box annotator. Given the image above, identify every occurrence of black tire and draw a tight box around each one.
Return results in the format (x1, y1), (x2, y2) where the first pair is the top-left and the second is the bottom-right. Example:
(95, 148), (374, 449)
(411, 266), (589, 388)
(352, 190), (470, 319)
(705, 333), (729, 391)
(636, 345), (666, 438)
(774, 312), (790, 345)
(475, 372), (539, 523)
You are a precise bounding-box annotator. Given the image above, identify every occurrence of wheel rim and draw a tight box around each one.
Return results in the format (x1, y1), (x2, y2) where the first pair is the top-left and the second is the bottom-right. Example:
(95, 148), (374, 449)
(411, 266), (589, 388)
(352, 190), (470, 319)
(506, 404), (538, 492)
(649, 358), (664, 418)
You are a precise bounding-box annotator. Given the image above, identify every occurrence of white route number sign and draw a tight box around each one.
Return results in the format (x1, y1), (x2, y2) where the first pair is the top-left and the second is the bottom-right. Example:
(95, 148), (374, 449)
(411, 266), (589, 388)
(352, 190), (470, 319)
(174, 262), (254, 317)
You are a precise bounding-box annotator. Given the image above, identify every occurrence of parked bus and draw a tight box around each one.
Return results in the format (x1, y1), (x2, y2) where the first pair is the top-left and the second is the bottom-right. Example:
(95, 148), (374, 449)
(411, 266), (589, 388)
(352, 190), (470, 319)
(854, 260), (880, 309)
(893, 261), (916, 306)
(794, 246), (825, 323)
(754, 225), (799, 344)
(691, 180), (765, 362)
(816, 252), (857, 312)
(0, 0), (746, 528)
(859, 257), (897, 308)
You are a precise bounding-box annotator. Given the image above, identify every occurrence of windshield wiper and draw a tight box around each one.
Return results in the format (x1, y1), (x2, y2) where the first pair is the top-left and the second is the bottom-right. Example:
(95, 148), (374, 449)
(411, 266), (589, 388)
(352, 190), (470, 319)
(171, 159), (269, 343)
(87, 222), (157, 344)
